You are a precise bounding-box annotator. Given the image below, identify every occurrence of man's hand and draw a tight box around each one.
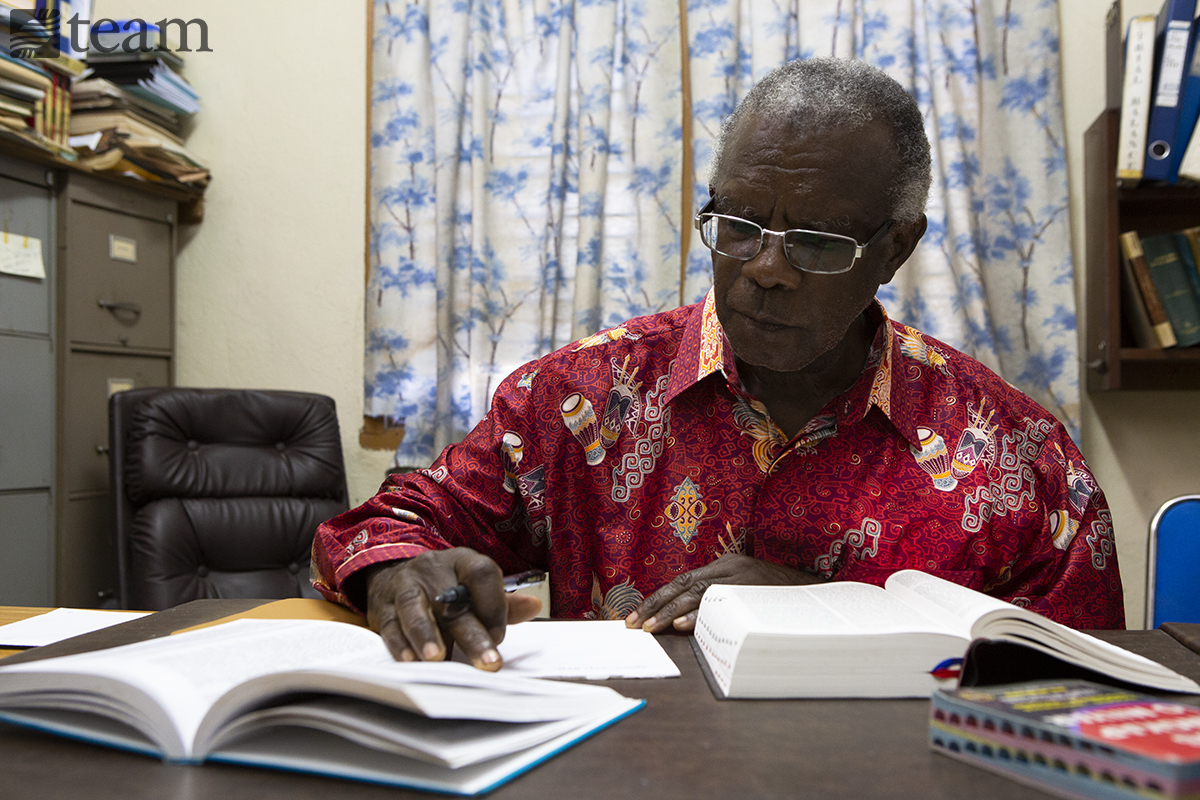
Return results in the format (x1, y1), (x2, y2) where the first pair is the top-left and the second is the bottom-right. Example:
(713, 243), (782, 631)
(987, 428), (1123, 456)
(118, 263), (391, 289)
(625, 554), (823, 633)
(365, 548), (542, 671)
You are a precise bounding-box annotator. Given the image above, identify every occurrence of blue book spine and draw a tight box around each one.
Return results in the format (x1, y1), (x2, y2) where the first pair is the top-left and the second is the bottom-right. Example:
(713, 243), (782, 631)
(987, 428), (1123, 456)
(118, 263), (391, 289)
(1169, 20), (1200, 181)
(1143, 0), (1198, 182)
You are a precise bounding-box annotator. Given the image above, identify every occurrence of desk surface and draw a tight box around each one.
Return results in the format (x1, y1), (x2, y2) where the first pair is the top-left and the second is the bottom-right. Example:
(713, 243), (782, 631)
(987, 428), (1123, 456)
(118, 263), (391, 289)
(1, 603), (1197, 800)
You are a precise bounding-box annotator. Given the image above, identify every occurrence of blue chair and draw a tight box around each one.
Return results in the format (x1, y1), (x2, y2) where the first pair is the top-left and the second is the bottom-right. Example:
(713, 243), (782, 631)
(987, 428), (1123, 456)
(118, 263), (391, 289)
(1145, 495), (1200, 629)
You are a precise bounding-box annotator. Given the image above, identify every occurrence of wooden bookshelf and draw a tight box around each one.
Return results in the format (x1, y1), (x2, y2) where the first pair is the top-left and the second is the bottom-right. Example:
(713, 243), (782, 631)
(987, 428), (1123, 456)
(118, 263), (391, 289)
(1084, 109), (1200, 391)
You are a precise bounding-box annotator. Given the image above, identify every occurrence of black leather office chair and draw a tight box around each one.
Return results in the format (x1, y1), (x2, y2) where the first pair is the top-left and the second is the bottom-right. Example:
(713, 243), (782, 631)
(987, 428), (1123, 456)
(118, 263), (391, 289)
(109, 388), (349, 610)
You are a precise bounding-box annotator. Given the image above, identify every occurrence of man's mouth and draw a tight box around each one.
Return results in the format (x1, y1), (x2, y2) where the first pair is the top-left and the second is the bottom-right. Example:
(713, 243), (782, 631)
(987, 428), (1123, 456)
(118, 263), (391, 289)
(736, 311), (792, 332)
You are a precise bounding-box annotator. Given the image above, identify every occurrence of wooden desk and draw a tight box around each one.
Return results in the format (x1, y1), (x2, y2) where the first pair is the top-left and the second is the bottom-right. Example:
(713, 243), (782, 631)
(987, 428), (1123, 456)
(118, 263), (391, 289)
(1, 604), (1198, 800)
(0, 606), (54, 660)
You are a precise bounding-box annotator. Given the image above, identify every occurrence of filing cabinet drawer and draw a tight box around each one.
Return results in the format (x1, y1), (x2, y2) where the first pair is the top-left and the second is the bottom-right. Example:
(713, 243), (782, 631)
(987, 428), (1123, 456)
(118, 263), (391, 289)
(57, 493), (117, 608)
(0, 334), (53, 490)
(0, 171), (53, 338)
(0, 490), (53, 606)
(63, 351), (170, 494)
(65, 202), (172, 350)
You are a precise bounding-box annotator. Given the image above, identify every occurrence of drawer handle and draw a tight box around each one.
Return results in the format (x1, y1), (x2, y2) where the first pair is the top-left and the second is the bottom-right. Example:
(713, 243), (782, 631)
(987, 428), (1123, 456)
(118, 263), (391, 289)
(98, 300), (142, 322)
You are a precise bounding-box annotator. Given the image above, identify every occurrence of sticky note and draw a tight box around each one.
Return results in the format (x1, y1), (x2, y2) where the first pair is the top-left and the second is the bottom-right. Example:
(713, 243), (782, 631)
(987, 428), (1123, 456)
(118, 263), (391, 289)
(0, 233), (45, 279)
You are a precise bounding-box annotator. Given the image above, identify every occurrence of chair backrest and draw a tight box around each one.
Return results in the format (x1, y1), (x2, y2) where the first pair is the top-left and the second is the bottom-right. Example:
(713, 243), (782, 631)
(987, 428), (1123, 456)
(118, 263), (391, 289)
(109, 388), (349, 610)
(1145, 494), (1200, 629)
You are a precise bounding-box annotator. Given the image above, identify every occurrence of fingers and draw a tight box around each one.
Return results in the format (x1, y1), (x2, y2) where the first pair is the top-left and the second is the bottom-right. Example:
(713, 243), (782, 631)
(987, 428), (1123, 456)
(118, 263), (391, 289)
(671, 609), (698, 633)
(626, 570), (710, 633)
(506, 592), (543, 624)
(395, 583), (451, 661)
(450, 552), (507, 643)
(374, 603), (417, 661)
(364, 549), (527, 669)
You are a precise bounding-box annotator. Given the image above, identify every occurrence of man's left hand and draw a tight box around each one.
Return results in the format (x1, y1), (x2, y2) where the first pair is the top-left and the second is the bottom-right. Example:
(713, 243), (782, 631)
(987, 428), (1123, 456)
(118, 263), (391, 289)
(625, 554), (825, 633)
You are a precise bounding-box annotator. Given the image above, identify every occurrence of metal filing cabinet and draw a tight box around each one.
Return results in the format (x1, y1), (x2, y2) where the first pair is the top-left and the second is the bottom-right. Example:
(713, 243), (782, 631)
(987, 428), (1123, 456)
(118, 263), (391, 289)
(0, 157), (178, 608)
(56, 175), (175, 607)
(0, 154), (56, 606)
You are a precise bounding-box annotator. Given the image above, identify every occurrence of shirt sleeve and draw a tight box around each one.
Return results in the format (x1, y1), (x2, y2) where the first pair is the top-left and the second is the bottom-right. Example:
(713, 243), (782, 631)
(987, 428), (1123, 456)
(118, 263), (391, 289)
(311, 371), (548, 613)
(991, 431), (1125, 630)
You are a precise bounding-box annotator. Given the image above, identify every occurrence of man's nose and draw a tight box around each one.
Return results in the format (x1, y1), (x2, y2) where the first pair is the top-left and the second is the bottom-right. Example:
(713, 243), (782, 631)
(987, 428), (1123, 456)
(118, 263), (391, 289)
(741, 230), (803, 289)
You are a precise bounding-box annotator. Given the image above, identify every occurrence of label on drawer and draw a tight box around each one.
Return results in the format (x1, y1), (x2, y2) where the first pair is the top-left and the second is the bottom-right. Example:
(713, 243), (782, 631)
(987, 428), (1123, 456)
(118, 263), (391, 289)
(109, 235), (137, 263)
(0, 233), (45, 279)
(107, 378), (134, 397)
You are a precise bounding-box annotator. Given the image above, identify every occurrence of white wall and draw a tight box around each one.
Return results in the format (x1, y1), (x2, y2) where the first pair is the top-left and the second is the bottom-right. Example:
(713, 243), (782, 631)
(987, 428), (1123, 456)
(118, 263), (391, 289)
(94, 0), (392, 506)
(1060, 0), (1200, 628)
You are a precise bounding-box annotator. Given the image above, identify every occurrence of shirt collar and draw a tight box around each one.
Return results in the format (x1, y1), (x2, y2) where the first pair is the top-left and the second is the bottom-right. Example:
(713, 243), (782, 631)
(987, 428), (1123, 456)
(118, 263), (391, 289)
(668, 291), (923, 448)
(664, 288), (729, 404)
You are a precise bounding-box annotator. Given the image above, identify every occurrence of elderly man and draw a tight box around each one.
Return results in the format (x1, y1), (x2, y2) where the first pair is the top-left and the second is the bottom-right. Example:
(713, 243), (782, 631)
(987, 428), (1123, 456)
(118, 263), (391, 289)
(313, 57), (1124, 670)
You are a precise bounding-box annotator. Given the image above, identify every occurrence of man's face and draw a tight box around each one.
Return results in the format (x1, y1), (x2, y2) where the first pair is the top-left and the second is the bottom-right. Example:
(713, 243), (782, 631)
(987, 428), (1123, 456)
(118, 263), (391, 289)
(710, 113), (914, 375)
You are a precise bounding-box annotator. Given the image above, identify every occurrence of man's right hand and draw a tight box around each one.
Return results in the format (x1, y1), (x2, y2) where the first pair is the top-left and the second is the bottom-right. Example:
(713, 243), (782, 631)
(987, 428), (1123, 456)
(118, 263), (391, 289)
(364, 548), (542, 671)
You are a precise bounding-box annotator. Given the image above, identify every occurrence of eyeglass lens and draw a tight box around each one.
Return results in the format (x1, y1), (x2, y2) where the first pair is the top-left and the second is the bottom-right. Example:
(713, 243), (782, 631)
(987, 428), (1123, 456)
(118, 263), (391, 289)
(699, 215), (857, 273)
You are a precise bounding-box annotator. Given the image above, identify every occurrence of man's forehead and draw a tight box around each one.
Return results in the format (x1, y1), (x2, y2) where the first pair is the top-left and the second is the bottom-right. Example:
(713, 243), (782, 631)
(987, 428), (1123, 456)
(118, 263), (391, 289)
(712, 114), (896, 219)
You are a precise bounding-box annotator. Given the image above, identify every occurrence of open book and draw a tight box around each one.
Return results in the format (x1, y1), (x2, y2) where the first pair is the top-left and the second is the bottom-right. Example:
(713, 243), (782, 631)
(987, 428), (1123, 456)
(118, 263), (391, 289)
(693, 570), (1200, 699)
(0, 618), (642, 795)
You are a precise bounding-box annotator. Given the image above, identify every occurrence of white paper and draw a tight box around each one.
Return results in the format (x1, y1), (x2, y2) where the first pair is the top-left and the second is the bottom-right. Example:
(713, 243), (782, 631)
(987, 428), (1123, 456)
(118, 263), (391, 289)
(0, 608), (150, 647)
(455, 620), (680, 680)
(0, 233), (45, 279)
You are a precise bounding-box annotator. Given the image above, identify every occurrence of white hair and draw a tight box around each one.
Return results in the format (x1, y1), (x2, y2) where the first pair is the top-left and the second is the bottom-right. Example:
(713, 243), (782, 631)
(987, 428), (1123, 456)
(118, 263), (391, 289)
(708, 57), (931, 224)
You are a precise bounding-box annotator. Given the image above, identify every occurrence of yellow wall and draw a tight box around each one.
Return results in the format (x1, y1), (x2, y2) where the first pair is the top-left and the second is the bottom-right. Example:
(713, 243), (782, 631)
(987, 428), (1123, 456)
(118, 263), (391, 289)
(94, 1), (1196, 626)
(93, 0), (391, 506)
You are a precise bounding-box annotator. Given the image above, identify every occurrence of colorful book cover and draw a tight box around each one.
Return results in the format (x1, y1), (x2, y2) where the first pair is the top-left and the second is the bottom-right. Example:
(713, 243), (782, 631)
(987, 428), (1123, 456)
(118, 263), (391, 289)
(931, 680), (1200, 799)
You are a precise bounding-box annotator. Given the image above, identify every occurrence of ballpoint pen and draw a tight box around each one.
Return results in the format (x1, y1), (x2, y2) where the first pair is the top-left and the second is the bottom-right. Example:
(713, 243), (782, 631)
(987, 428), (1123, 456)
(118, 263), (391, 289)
(433, 569), (546, 607)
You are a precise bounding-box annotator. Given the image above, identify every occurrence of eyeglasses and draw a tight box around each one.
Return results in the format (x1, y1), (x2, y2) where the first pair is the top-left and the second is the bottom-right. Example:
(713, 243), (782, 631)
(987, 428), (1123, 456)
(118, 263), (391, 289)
(693, 198), (893, 274)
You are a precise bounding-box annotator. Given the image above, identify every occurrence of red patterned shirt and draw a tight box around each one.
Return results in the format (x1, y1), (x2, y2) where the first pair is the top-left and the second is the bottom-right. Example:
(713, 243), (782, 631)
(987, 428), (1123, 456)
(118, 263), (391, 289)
(313, 291), (1124, 629)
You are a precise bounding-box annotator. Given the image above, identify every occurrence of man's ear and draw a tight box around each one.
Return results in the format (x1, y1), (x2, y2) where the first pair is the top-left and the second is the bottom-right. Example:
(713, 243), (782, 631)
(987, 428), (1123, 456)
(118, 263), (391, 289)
(880, 214), (927, 284)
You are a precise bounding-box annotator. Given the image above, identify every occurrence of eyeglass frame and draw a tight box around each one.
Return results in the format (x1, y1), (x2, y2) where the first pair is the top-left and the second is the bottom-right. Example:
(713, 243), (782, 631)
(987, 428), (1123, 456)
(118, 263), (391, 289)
(692, 197), (894, 275)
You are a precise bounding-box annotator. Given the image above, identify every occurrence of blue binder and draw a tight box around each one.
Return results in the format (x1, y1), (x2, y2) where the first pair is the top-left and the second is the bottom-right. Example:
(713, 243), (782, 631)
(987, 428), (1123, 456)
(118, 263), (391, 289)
(1143, 0), (1198, 182)
(1168, 21), (1200, 181)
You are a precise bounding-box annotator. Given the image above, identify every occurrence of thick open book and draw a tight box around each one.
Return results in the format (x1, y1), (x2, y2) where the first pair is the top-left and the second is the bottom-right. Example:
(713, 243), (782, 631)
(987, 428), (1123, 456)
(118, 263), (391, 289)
(0, 618), (643, 795)
(693, 570), (1200, 699)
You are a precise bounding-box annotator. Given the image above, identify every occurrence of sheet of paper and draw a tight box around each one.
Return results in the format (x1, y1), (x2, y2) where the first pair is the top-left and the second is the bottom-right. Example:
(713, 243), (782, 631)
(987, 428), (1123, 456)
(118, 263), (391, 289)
(454, 620), (680, 680)
(0, 233), (45, 279)
(0, 608), (150, 648)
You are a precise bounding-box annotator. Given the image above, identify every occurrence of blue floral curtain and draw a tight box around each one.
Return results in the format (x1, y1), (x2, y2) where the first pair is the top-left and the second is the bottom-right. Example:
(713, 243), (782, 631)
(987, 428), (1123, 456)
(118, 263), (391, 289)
(368, 0), (1078, 467)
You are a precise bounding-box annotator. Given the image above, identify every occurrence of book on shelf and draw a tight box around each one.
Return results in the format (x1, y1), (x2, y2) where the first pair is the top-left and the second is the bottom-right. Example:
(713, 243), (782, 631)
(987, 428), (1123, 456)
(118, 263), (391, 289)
(86, 47), (186, 72)
(0, 618), (644, 796)
(692, 569), (1200, 700)
(1120, 230), (1179, 348)
(1121, 243), (1170, 349)
(1139, 231), (1200, 346)
(0, 76), (42, 104)
(930, 680), (1200, 800)
(1142, 0), (1197, 182)
(87, 58), (200, 116)
(1119, 14), (1160, 182)
(1173, 227), (1200, 301)
(72, 77), (182, 133)
(70, 106), (185, 145)
(0, 50), (50, 91)
(0, 91), (32, 117)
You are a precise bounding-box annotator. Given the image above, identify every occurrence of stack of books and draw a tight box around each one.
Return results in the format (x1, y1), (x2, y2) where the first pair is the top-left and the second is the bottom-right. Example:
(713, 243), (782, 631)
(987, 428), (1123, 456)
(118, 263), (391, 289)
(0, 2), (85, 157)
(70, 20), (208, 188)
(931, 680), (1200, 800)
